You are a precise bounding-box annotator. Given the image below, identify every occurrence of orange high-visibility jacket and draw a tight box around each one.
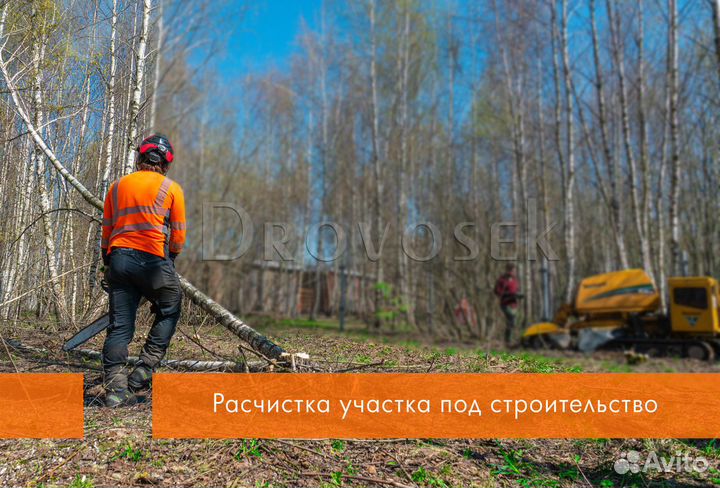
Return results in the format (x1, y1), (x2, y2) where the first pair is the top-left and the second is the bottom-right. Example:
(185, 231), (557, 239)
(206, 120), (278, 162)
(102, 171), (186, 258)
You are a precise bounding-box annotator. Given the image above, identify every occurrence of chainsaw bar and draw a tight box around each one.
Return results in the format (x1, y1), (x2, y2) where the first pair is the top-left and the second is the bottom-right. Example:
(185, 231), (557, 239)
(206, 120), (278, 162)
(62, 297), (149, 351)
(62, 312), (111, 351)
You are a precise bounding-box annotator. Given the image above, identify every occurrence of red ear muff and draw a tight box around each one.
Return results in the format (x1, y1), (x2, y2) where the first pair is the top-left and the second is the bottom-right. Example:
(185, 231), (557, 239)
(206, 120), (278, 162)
(139, 143), (158, 154)
(139, 143), (174, 164)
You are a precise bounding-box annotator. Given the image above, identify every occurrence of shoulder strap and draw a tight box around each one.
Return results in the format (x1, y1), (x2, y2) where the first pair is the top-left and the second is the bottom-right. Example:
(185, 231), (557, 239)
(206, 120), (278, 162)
(154, 177), (174, 207)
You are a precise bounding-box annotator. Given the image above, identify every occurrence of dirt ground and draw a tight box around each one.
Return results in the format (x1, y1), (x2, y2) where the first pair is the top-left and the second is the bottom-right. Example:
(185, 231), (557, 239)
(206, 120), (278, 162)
(1, 314), (720, 488)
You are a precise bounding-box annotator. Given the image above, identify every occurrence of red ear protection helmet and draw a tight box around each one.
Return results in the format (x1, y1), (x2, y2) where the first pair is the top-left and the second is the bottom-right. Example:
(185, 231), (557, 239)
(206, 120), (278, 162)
(138, 133), (174, 165)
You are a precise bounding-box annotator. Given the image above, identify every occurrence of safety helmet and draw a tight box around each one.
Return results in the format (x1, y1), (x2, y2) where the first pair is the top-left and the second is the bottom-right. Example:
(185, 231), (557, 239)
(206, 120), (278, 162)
(137, 134), (174, 165)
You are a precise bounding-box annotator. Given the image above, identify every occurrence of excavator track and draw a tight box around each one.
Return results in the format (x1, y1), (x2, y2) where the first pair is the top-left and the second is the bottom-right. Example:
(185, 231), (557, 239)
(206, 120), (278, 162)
(610, 337), (716, 361)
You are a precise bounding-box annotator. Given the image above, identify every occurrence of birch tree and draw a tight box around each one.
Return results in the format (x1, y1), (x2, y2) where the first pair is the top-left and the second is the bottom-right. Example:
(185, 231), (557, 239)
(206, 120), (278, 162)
(668, 0), (682, 275)
(124, 0), (152, 175)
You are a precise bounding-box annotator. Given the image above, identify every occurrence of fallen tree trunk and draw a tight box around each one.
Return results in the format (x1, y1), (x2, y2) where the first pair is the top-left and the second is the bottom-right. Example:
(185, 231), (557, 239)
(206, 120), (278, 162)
(177, 275), (286, 359)
(73, 347), (262, 372)
(3, 337), (267, 372)
(0, 56), (287, 361)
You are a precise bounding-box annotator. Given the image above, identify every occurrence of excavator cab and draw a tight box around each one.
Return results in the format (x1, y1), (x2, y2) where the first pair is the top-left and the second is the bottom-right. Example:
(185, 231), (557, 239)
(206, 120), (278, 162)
(668, 277), (720, 335)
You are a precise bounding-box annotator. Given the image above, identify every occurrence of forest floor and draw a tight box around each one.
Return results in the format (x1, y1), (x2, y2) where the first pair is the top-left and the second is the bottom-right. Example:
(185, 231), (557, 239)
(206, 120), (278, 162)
(1, 313), (720, 488)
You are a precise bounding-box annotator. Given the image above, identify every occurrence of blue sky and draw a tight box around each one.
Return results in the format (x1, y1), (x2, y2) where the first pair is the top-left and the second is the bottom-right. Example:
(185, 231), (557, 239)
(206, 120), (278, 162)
(213, 0), (321, 80)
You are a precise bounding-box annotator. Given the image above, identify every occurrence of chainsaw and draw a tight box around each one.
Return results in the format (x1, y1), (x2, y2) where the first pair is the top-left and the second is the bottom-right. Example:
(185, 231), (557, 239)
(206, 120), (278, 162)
(62, 275), (147, 351)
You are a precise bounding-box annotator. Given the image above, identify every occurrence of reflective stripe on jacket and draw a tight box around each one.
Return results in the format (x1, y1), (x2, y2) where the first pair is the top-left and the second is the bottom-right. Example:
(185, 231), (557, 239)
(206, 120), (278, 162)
(101, 170), (186, 258)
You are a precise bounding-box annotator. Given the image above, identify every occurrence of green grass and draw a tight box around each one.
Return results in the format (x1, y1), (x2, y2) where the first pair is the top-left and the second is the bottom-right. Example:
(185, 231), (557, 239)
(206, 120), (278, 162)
(411, 466), (449, 487)
(259, 314), (418, 337)
(602, 361), (634, 373)
(111, 443), (144, 463)
(490, 447), (561, 487)
(235, 439), (262, 459)
(707, 467), (720, 484)
(490, 351), (582, 373)
(68, 475), (94, 488)
(702, 439), (720, 458)
(278, 318), (339, 331)
(354, 354), (372, 364)
(443, 347), (458, 356)
(331, 440), (346, 453)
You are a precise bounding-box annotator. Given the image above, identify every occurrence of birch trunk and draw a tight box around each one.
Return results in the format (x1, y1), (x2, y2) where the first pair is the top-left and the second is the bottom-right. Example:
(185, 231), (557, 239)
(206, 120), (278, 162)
(536, 56), (552, 316)
(89, 0), (119, 290)
(149, 0), (164, 131)
(592, 0), (628, 268)
(102, 0), (118, 196)
(31, 9), (69, 324)
(397, 4), (415, 327)
(636, 0), (654, 279)
(551, 0), (576, 302)
(608, 0), (645, 272)
(369, 0), (384, 329)
(124, 0), (152, 175)
(668, 0), (682, 276)
(497, 19), (529, 323)
(561, 0), (576, 302)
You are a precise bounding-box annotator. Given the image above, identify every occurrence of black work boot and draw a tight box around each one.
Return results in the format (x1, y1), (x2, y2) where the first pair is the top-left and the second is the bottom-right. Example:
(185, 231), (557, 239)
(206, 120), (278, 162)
(104, 364), (136, 407)
(105, 388), (138, 408)
(128, 363), (153, 392)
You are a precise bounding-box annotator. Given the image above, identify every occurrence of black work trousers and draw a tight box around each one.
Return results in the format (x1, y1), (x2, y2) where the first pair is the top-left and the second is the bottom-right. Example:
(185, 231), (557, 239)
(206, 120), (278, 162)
(102, 248), (181, 390)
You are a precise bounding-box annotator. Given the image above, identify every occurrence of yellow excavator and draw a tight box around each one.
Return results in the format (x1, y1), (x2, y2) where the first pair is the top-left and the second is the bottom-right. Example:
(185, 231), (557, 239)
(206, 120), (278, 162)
(521, 269), (720, 360)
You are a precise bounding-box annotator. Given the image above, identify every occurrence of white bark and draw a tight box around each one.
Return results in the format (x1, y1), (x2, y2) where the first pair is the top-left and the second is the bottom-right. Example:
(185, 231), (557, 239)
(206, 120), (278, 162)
(397, 4), (414, 327)
(124, 0), (152, 175)
(561, 0), (576, 302)
(668, 0), (682, 275)
(31, 8), (69, 323)
(149, 0), (164, 131)
(102, 0), (118, 193)
(608, 0), (644, 272)
(369, 0), (384, 328)
(636, 0), (654, 280)
(592, 0), (628, 268)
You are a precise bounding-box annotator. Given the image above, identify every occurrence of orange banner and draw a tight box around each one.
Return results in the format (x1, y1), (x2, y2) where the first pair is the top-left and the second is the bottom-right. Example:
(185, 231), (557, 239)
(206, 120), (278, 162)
(153, 373), (720, 439)
(0, 373), (84, 439)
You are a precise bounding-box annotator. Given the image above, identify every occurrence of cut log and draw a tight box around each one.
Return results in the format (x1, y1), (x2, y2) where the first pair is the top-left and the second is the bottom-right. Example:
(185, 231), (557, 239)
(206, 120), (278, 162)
(0, 57), (287, 361)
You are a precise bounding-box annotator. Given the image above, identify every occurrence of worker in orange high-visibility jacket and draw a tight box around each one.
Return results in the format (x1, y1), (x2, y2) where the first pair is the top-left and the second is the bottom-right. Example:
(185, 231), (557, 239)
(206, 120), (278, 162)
(100, 134), (186, 408)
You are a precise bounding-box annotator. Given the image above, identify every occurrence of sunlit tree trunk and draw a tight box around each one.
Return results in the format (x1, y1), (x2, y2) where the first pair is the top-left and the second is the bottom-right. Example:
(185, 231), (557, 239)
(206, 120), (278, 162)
(397, 3), (415, 328)
(668, 0), (682, 275)
(31, 6), (69, 324)
(89, 0), (119, 291)
(592, 0), (628, 269)
(636, 0), (654, 280)
(149, 0), (164, 132)
(368, 0), (384, 329)
(124, 0), (152, 174)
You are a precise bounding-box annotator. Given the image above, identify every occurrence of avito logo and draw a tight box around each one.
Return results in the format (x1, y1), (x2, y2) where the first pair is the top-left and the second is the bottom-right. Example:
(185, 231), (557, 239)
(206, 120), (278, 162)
(614, 450), (709, 474)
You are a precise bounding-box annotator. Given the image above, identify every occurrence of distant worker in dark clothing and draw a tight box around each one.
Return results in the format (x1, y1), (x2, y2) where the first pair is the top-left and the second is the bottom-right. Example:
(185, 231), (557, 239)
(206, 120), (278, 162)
(494, 264), (522, 345)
